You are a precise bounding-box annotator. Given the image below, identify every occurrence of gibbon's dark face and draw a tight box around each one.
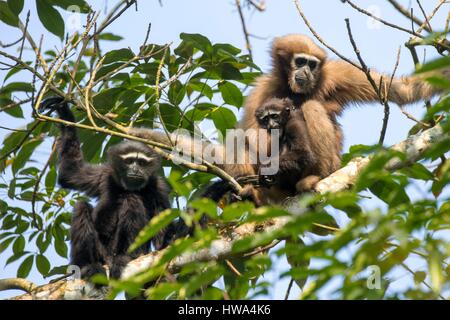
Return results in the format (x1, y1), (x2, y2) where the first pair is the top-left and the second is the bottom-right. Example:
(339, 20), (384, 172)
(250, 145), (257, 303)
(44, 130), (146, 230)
(255, 98), (292, 131)
(289, 53), (321, 94)
(107, 141), (161, 191)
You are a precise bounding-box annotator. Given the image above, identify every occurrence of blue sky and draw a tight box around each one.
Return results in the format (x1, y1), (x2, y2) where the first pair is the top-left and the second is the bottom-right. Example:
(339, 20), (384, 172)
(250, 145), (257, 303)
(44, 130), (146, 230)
(1, 0), (449, 299)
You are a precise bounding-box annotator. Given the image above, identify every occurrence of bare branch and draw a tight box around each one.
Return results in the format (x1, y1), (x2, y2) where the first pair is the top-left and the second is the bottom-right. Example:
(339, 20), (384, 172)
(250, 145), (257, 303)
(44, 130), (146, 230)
(236, 0), (254, 60)
(292, 0), (360, 69)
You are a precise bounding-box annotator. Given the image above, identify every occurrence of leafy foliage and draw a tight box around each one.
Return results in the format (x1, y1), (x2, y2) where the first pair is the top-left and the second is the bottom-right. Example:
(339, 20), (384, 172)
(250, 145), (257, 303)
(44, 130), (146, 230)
(0, 0), (449, 300)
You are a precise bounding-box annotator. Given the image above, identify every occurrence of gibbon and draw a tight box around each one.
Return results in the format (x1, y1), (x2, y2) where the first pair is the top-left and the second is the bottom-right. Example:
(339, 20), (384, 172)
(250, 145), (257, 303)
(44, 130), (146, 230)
(40, 97), (171, 279)
(240, 34), (447, 184)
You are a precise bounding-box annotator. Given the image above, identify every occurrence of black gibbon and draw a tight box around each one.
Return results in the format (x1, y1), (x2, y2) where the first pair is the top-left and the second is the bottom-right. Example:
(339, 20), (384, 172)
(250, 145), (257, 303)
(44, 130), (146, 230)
(40, 97), (171, 279)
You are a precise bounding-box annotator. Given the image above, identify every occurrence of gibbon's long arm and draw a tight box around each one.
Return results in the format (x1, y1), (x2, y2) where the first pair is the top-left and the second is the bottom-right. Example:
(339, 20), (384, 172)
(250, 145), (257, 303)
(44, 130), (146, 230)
(321, 60), (448, 107)
(128, 127), (259, 185)
(128, 127), (226, 164)
(41, 98), (108, 198)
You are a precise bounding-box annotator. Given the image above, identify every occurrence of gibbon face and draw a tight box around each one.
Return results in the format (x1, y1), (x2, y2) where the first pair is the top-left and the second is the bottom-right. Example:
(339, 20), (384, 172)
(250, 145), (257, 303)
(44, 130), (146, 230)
(108, 141), (161, 191)
(255, 98), (292, 131)
(271, 34), (327, 95)
(289, 53), (322, 94)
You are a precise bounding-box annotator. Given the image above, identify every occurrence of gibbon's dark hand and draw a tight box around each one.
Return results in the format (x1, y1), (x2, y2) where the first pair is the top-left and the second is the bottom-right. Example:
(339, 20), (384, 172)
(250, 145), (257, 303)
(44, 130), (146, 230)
(38, 96), (65, 114)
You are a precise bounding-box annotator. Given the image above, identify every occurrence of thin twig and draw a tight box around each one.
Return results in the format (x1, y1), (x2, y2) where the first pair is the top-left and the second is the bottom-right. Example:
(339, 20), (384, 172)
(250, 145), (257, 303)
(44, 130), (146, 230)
(30, 143), (56, 230)
(17, 13), (49, 74)
(386, 0), (431, 33)
(284, 278), (294, 300)
(246, 0), (266, 11)
(84, 56), (106, 128)
(235, 0), (253, 60)
(344, 18), (392, 145)
(292, 0), (360, 69)
(91, 0), (137, 39)
(416, 0), (433, 32)
(154, 46), (173, 147)
(341, 0), (423, 38)
(379, 47), (402, 145)
(225, 259), (242, 276)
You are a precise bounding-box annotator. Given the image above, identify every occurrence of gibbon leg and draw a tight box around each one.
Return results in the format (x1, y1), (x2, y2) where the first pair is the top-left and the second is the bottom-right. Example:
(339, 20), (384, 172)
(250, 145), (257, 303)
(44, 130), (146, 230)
(70, 201), (106, 278)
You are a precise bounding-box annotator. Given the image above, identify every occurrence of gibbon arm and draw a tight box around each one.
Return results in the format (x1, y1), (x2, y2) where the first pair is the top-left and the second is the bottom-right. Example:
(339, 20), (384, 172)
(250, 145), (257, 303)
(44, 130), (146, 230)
(51, 102), (107, 198)
(321, 60), (444, 107)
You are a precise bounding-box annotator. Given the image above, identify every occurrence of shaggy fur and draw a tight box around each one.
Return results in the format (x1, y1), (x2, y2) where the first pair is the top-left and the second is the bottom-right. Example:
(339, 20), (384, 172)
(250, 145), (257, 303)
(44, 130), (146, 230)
(40, 97), (171, 279)
(256, 98), (318, 195)
(239, 34), (445, 193)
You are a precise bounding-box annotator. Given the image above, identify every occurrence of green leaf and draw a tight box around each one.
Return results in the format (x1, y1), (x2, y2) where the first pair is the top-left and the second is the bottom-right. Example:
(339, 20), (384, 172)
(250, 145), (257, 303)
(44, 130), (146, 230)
(221, 202), (254, 222)
(36, 0), (65, 40)
(2, 104), (24, 118)
(285, 237), (310, 289)
(210, 107), (237, 136)
(0, 1), (19, 26)
(0, 237), (15, 254)
(98, 33), (123, 41)
(219, 63), (243, 80)
(17, 255), (34, 278)
(0, 82), (34, 94)
(6, 252), (28, 266)
(168, 80), (186, 106)
(12, 139), (43, 175)
(36, 231), (51, 253)
(36, 254), (50, 276)
(416, 57), (450, 74)
(213, 43), (241, 56)
(168, 170), (192, 197)
(128, 209), (179, 253)
(218, 81), (243, 108)
(369, 179), (410, 207)
(159, 103), (181, 131)
(45, 167), (57, 194)
(414, 271), (426, 285)
(180, 33), (212, 54)
(47, 265), (69, 277)
(47, 0), (91, 13)
(189, 198), (219, 220)
(8, 179), (16, 199)
(7, 0), (23, 15)
(55, 237), (68, 258)
(399, 163), (434, 181)
(92, 87), (125, 112)
(187, 80), (213, 100)
(102, 48), (134, 65)
(12, 235), (25, 254)
(429, 251), (443, 293)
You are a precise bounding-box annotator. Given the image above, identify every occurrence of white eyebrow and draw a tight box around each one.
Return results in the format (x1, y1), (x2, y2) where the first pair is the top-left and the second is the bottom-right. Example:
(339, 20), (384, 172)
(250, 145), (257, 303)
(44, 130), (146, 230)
(292, 53), (320, 62)
(120, 152), (154, 162)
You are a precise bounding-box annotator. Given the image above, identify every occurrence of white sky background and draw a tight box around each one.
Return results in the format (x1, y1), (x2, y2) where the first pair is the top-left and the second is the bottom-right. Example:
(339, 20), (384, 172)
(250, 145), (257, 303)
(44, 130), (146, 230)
(0, 0), (449, 299)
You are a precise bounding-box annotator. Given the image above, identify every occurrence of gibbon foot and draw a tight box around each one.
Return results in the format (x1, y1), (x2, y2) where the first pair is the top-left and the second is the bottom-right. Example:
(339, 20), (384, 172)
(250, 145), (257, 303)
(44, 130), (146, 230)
(296, 175), (321, 193)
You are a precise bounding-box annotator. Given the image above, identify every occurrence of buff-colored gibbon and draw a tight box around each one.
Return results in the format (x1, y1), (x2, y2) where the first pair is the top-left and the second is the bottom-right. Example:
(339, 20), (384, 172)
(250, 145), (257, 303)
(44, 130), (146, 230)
(240, 34), (448, 199)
